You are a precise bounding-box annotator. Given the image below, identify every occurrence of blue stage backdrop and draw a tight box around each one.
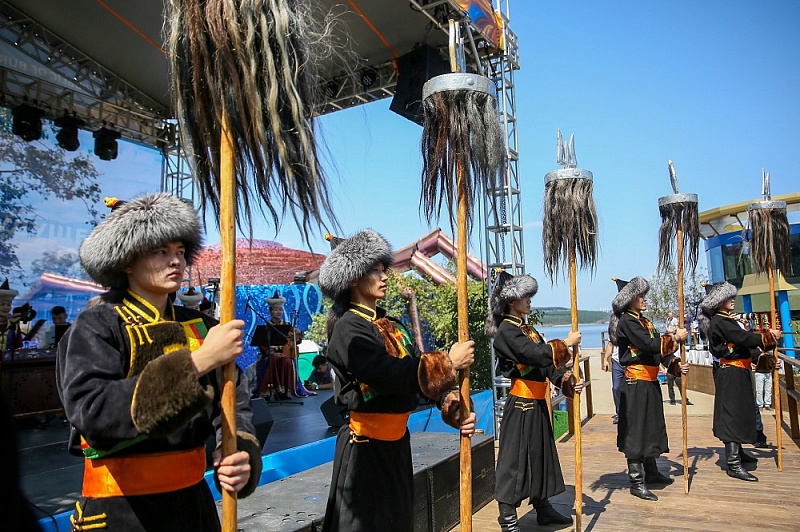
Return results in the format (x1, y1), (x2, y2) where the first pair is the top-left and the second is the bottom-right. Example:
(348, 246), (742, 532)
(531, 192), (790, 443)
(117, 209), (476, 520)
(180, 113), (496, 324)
(235, 283), (323, 370)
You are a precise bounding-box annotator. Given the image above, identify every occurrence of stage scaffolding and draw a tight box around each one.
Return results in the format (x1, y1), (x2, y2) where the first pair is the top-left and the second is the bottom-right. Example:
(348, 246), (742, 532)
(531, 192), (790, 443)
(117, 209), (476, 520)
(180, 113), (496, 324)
(1, 0), (524, 434)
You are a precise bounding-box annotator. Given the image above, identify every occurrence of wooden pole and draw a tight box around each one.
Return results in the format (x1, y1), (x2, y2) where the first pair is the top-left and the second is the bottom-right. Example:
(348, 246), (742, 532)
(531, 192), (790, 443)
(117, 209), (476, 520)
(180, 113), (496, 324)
(456, 163), (472, 531)
(219, 115), (238, 531)
(676, 227), (689, 494)
(768, 265), (783, 471)
(569, 249), (582, 530)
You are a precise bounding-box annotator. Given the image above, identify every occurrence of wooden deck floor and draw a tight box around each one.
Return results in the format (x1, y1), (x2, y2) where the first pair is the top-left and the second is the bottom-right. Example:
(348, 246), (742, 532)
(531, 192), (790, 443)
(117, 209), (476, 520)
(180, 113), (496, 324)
(454, 412), (799, 531)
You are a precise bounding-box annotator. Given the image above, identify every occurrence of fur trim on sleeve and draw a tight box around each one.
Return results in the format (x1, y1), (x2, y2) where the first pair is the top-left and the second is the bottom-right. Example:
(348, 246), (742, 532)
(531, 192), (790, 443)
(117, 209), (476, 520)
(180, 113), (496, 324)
(440, 390), (460, 429)
(212, 431), (263, 498)
(235, 431), (263, 498)
(666, 357), (683, 378)
(760, 331), (777, 351)
(548, 339), (572, 370)
(131, 348), (214, 438)
(660, 334), (679, 356)
(559, 370), (576, 399)
(755, 352), (775, 372)
(418, 352), (456, 400)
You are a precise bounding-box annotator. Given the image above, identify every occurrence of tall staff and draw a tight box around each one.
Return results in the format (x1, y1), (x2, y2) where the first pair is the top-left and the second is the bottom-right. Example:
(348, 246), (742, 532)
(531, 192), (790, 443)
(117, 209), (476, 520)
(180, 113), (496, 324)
(167, 1), (336, 528)
(543, 131), (599, 529)
(746, 169), (792, 471)
(420, 20), (504, 531)
(657, 161), (700, 494)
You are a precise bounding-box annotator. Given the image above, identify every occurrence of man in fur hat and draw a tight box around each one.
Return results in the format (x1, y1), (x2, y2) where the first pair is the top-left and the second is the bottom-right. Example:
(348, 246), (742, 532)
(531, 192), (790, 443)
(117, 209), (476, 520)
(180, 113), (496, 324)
(0, 279), (24, 352)
(699, 282), (780, 481)
(57, 193), (262, 531)
(609, 277), (688, 501)
(486, 270), (582, 530)
(318, 230), (475, 532)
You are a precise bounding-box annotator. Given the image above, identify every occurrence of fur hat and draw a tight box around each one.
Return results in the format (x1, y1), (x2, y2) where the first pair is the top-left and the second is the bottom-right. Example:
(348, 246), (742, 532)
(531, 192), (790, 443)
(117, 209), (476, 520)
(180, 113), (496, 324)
(79, 193), (203, 289)
(611, 276), (649, 315)
(607, 312), (619, 345)
(0, 278), (19, 301)
(266, 290), (286, 308)
(318, 230), (393, 299)
(485, 271), (538, 337)
(700, 281), (737, 316)
(176, 286), (203, 306)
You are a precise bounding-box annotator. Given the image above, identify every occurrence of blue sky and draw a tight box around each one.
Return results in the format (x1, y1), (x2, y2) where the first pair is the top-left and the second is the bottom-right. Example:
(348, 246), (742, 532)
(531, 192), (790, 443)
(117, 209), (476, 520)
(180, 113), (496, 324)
(260, 0), (800, 310)
(11, 1), (800, 311)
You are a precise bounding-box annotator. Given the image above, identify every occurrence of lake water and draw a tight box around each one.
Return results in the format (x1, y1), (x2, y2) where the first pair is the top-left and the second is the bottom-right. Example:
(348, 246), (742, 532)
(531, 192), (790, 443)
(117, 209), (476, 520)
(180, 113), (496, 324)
(535, 322), (609, 349)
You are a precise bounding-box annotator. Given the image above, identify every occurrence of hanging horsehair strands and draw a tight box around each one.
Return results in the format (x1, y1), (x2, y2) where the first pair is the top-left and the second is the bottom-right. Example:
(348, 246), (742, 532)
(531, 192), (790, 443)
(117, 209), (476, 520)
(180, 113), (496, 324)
(747, 204), (792, 275)
(657, 201), (700, 272)
(420, 85), (504, 230)
(657, 161), (699, 273)
(166, 0), (342, 242)
(542, 176), (598, 280)
(542, 131), (598, 282)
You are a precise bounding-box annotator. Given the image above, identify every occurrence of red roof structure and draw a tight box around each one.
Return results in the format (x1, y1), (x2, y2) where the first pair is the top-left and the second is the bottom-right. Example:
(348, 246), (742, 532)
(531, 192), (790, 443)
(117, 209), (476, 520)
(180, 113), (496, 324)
(191, 230), (487, 288)
(191, 239), (326, 286)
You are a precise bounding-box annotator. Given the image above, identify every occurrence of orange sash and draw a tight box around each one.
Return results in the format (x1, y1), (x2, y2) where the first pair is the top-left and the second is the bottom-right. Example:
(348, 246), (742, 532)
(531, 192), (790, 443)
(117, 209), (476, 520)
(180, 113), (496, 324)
(625, 364), (659, 381)
(510, 379), (548, 399)
(720, 358), (751, 371)
(82, 446), (206, 498)
(349, 411), (411, 441)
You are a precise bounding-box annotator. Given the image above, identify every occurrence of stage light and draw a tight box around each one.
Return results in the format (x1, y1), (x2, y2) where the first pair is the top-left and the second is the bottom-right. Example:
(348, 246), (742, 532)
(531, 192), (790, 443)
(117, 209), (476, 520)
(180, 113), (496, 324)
(12, 104), (44, 141)
(323, 80), (339, 99)
(93, 126), (121, 161)
(360, 67), (377, 88)
(55, 112), (85, 152)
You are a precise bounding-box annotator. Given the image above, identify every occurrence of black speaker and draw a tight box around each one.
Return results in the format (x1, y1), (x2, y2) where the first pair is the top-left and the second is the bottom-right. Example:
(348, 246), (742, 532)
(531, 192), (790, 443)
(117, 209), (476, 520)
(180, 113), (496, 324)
(251, 396), (274, 450)
(319, 397), (348, 427)
(390, 45), (449, 125)
(205, 397), (274, 467)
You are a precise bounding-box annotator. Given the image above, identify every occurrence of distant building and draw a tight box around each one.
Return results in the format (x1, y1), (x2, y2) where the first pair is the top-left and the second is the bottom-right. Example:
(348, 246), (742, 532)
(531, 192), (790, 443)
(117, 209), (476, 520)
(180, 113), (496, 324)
(699, 192), (800, 320)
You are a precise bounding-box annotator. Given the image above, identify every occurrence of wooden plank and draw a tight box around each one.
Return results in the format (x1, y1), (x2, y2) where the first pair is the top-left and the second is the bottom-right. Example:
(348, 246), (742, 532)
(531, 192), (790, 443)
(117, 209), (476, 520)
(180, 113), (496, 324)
(453, 412), (799, 531)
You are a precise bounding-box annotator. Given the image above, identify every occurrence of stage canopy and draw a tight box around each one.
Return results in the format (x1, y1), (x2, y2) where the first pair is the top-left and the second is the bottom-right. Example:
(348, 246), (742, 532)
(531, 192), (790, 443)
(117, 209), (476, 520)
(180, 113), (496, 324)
(0, 0), (505, 148)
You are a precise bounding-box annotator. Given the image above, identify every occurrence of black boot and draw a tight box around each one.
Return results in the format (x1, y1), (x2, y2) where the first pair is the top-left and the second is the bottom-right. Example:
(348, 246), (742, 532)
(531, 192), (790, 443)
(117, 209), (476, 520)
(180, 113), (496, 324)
(754, 430), (768, 449)
(644, 457), (674, 485)
(497, 502), (520, 532)
(725, 442), (758, 481)
(535, 500), (573, 526)
(628, 459), (658, 501)
(740, 447), (758, 464)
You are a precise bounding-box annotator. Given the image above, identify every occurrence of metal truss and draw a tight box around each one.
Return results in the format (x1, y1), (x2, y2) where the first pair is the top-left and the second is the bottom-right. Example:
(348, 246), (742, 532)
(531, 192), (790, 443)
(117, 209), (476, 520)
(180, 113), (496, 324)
(0, 3), (171, 148)
(481, 0), (525, 436)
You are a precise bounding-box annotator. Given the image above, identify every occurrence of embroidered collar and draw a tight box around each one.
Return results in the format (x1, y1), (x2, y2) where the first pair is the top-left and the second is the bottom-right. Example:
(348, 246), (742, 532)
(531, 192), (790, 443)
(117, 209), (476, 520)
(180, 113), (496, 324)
(115, 290), (175, 325)
(624, 310), (641, 319)
(502, 314), (523, 327)
(715, 311), (733, 319)
(349, 302), (377, 322)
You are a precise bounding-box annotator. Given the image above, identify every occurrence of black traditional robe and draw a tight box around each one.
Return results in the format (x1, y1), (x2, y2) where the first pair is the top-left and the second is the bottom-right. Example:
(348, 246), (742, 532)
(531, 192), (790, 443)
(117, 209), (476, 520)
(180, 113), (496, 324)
(57, 291), (261, 532)
(493, 315), (569, 507)
(708, 312), (776, 443)
(616, 310), (680, 459)
(323, 304), (455, 532)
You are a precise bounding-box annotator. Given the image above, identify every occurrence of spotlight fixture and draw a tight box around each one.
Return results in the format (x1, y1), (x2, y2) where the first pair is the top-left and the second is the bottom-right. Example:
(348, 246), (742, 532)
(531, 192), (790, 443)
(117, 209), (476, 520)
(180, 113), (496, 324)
(323, 80), (339, 99)
(360, 67), (377, 88)
(55, 112), (85, 152)
(93, 126), (121, 161)
(12, 104), (44, 142)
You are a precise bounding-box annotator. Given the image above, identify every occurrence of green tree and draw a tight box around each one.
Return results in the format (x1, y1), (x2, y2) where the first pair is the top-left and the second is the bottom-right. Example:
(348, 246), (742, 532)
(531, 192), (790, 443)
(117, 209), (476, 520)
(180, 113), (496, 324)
(305, 269), (496, 390)
(30, 249), (87, 280)
(648, 264), (708, 323)
(0, 109), (101, 282)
